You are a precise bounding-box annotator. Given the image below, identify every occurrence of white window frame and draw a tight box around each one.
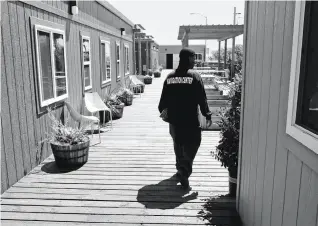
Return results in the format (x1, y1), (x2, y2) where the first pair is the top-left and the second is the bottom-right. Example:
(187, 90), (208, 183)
(82, 36), (92, 91)
(124, 44), (130, 76)
(286, 1), (318, 154)
(116, 42), (120, 80)
(100, 39), (111, 84)
(34, 24), (69, 107)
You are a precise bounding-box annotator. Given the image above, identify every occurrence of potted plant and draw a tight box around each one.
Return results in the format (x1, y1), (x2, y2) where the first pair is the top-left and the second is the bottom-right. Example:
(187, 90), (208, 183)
(154, 70), (161, 78)
(148, 69), (153, 76)
(105, 94), (125, 119)
(143, 75), (153, 84)
(213, 73), (242, 197)
(116, 87), (134, 106)
(46, 108), (90, 168)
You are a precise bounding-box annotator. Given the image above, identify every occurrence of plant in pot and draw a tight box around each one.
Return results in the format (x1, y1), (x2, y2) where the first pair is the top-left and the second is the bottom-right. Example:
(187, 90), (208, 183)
(213, 73), (242, 197)
(148, 69), (153, 76)
(104, 94), (125, 120)
(154, 70), (161, 78)
(116, 87), (134, 106)
(46, 108), (90, 168)
(143, 74), (153, 84)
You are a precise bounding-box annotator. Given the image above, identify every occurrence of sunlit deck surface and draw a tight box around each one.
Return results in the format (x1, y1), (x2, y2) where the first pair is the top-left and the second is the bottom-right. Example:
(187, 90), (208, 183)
(1, 70), (240, 226)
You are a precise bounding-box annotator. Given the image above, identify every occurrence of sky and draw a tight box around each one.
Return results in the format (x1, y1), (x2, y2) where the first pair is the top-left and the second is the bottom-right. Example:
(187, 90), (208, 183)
(108, 0), (245, 53)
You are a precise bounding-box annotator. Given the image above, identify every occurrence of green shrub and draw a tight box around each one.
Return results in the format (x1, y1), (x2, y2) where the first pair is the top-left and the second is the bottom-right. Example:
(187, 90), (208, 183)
(214, 74), (242, 171)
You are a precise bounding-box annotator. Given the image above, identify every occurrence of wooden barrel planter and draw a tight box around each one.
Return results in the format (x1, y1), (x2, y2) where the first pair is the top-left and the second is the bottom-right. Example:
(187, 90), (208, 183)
(228, 167), (237, 197)
(133, 85), (145, 93)
(144, 76), (152, 84)
(112, 103), (125, 119)
(51, 140), (90, 168)
(154, 71), (161, 78)
(118, 95), (133, 106)
(125, 95), (133, 106)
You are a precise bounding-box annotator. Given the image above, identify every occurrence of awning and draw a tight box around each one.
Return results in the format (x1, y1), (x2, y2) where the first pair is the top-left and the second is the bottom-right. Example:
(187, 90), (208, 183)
(177, 25), (244, 41)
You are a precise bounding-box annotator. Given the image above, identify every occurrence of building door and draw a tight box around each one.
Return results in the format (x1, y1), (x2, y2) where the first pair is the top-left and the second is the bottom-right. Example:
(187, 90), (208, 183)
(166, 54), (173, 69)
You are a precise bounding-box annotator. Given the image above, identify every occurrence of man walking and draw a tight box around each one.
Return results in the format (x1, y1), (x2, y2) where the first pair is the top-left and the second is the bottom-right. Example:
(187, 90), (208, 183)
(158, 48), (212, 190)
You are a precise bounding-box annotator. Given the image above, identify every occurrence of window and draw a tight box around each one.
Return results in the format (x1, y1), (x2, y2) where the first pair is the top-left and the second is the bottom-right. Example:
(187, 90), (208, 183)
(34, 25), (68, 107)
(116, 42), (120, 80)
(124, 44), (130, 75)
(286, 1), (318, 153)
(82, 36), (92, 90)
(101, 40), (111, 84)
(195, 53), (203, 61)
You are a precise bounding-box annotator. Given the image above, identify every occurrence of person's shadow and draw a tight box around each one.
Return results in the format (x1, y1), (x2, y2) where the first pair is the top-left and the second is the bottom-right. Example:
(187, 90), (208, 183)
(137, 175), (199, 209)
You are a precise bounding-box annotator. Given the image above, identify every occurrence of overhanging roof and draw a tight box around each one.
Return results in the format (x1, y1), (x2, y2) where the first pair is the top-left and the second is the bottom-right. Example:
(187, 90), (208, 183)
(177, 25), (244, 41)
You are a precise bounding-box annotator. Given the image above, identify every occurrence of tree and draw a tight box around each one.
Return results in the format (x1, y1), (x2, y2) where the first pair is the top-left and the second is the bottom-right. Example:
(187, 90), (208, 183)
(211, 44), (243, 63)
(211, 44), (243, 75)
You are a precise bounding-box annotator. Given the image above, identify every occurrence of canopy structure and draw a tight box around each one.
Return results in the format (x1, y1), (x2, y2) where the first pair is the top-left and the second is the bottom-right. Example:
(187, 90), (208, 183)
(177, 24), (244, 78)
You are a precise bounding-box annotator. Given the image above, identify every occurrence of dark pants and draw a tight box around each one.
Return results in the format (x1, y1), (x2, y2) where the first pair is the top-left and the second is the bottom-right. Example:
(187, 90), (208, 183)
(169, 124), (201, 180)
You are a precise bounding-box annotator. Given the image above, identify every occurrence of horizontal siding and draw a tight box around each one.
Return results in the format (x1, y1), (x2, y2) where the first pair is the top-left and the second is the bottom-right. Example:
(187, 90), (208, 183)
(1, 0), (134, 193)
(238, 1), (318, 226)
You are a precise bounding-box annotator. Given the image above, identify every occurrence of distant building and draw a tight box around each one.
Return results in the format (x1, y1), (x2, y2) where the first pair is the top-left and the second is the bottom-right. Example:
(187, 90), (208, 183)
(134, 32), (159, 75)
(159, 45), (205, 69)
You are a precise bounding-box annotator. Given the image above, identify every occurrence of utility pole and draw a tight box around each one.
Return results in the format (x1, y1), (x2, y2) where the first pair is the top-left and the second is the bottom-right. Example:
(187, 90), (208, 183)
(231, 7), (236, 80)
(204, 16), (207, 62)
(190, 13), (207, 62)
(231, 7), (241, 79)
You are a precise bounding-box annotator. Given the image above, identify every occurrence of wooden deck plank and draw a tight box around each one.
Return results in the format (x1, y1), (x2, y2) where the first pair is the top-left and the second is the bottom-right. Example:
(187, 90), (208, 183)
(1, 70), (237, 225)
(1, 222), (202, 226)
(1, 199), (233, 210)
(7, 183), (229, 192)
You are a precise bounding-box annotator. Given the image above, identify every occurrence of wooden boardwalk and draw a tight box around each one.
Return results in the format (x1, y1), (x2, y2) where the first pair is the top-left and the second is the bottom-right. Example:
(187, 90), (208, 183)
(1, 70), (239, 225)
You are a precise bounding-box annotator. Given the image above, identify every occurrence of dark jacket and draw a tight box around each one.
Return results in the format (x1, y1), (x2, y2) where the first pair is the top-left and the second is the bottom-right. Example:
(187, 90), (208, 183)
(158, 69), (212, 128)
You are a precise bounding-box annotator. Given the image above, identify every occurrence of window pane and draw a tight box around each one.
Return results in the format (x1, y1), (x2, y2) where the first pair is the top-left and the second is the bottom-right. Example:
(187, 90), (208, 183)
(106, 42), (110, 55)
(84, 64), (90, 87)
(56, 77), (67, 96)
(116, 44), (120, 60)
(37, 30), (54, 101)
(296, 2), (318, 134)
(127, 48), (129, 72)
(101, 43), (106, 82)
(83, 38), (90, 62)
(106, 69), (111, 79)
(53, 33), (65, 76)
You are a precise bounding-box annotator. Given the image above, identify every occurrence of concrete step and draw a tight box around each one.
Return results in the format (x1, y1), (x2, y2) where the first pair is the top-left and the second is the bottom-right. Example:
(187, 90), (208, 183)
(205, 90), (222, 95)
(207, 99), (230, 106)
(207, 95), (229, 100)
